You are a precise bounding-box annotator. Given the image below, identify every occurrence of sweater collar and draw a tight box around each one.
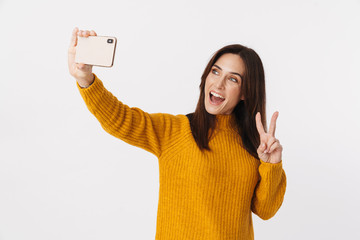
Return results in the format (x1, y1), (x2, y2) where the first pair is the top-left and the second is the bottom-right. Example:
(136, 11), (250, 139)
(214, 114), (236, 131)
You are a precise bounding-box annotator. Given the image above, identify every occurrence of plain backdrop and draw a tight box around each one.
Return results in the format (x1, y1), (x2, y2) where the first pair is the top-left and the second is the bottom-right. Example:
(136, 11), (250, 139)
(1, 0), (359, 239)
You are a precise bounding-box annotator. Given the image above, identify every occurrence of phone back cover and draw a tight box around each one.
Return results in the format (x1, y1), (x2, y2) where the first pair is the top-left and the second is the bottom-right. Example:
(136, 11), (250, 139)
(75, 36), (117, 67)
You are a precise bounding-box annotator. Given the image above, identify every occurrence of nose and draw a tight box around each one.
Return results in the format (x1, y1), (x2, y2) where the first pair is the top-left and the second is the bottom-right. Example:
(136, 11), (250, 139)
(214, 76), (226, 89)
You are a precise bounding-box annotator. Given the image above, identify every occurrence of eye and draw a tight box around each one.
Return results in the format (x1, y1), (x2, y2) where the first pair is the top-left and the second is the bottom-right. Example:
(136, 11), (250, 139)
(211, 68), (219, 75)
(230, 77), (238, 83)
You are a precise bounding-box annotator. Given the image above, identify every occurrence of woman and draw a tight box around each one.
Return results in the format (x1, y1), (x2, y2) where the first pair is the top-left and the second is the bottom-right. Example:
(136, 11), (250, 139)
(68, 27), (286, 240)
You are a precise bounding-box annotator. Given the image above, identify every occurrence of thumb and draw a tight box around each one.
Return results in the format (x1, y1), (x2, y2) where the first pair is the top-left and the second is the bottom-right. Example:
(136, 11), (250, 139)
(70, 27), (79, 47)
(77, 63), (85, 69)
(77, 63), (92, 71)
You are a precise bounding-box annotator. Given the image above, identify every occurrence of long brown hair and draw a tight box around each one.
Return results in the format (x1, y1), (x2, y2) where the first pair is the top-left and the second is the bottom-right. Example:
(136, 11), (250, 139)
(187, 44), (267, 160)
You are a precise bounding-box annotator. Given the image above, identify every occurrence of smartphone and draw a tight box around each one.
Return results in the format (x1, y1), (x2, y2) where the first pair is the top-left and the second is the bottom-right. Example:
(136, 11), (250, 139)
(75, 35), (117, 67)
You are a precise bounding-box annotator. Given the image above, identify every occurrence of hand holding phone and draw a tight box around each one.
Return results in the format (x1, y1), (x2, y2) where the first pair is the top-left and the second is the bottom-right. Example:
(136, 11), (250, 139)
(68, 27), (97, 88)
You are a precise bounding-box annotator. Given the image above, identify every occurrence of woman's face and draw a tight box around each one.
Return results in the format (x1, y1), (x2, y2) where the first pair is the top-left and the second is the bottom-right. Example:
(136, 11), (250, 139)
(204, 53), (245, 115)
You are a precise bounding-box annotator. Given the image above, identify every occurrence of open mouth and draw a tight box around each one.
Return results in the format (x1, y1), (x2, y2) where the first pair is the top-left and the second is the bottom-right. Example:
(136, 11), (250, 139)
(209, 91), (225, 105)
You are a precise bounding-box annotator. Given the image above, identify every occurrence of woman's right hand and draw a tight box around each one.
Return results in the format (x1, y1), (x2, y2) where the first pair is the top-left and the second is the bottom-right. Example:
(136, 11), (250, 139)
(68, 27), (97, 88)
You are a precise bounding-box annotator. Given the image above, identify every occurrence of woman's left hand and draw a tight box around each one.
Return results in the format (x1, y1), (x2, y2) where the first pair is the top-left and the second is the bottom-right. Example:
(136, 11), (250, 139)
(255, 111), (283, 164)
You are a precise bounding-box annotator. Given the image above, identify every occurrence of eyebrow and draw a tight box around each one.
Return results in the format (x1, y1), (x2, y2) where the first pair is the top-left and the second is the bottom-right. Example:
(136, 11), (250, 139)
(213, 64), (243, 80)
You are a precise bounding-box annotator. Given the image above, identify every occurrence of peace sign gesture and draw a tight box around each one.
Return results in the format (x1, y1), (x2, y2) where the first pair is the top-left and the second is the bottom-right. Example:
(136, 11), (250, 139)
(255, 111), (283, 164)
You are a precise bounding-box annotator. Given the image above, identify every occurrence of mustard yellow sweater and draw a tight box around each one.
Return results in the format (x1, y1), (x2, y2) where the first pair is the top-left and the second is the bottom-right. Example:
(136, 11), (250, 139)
(76, 73), (287, 240)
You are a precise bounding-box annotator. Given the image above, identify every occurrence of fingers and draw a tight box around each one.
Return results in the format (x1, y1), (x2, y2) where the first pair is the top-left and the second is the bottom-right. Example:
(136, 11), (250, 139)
(78, 29), (96, 37)
(69, 27), (96, 48)
(255, 112), (266, 135)
(268, 111), (279, 137)
(268, 141), (282, 154)
(259, 142), (267, 154)
(78, 30), (87, 37)
(263, 137), (279, 153)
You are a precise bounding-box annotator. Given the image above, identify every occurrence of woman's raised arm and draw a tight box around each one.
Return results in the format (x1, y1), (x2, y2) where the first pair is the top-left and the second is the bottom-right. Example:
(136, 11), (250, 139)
(69, 28), (184, 158)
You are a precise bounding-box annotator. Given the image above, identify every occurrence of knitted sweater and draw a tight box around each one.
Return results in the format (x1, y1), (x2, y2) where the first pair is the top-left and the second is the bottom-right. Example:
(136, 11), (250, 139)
(76, 73), (287, 240)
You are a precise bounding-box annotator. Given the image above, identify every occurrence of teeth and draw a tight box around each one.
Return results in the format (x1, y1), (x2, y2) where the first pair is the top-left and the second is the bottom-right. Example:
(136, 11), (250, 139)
(211, 91), (225, 99)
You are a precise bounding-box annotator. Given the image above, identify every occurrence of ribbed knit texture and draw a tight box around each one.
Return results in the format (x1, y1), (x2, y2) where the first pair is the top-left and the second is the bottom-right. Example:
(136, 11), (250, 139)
(76, 73), (287, 240)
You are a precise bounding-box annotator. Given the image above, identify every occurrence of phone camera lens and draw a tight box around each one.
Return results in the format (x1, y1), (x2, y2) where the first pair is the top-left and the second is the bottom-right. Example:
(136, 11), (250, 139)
(107, 39), (113, 44)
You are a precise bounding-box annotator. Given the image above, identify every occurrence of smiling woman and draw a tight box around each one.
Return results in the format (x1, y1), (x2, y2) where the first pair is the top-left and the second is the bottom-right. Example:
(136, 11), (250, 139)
(189, 44), (268, 157)
(69, 27), (286, 240)
(205, 53), (245, 115)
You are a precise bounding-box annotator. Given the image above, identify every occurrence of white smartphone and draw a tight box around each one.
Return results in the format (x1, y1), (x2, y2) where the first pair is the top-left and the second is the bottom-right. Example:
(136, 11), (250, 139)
(75, 35), (117, 67)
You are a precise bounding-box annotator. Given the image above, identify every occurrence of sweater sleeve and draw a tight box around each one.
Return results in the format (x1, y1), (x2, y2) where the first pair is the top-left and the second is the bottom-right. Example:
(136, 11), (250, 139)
(76, 73), (181, 158)
(250, 159), (287, 220)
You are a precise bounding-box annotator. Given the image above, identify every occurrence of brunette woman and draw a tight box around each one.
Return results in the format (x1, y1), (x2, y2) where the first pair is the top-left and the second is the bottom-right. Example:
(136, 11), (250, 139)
(68, 27), (286, 240)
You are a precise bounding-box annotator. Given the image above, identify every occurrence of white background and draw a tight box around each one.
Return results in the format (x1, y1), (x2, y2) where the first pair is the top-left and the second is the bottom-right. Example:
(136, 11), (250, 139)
(1, 0), (359, 239)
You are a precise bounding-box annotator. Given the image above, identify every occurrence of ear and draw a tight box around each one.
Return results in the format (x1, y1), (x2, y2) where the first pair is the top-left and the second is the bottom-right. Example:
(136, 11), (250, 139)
(240, 93), (245, 101)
